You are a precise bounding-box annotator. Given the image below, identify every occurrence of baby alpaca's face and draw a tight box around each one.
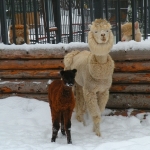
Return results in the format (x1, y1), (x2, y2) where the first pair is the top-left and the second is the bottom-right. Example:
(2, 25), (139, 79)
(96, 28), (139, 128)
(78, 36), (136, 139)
(60, 69), (77, 87)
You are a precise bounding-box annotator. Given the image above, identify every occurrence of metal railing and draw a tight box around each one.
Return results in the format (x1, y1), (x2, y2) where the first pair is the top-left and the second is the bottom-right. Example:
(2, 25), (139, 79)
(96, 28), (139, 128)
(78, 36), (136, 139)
(0, 0), (150, 45)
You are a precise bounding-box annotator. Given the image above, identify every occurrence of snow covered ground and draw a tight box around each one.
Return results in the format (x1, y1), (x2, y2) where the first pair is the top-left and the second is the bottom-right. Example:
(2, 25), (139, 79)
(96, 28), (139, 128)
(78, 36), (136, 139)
(1, 96), (150, 150)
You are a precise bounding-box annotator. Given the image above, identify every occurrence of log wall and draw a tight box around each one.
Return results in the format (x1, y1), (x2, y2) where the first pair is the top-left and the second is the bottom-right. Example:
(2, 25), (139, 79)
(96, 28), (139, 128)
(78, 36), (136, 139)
(1, 45), (150, 109)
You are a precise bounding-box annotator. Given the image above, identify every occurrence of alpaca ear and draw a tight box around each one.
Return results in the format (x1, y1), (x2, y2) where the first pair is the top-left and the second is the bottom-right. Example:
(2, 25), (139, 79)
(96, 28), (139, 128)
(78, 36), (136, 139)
(9, 25), (13, 30)
(134, 21), (139, 29)
(88, 24), (91, 29)
(26, 24), (29, 29)
(72, 69), (77, 74)
(60, 70), (64, 76)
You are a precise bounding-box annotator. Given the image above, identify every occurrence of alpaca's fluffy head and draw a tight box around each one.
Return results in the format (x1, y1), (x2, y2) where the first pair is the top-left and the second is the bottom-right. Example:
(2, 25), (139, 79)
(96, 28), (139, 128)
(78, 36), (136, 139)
(121, 21), (141, 42)
(88, 19), (114, 56)
(9, 24), (30, 44)
(89, 19), (111, 44)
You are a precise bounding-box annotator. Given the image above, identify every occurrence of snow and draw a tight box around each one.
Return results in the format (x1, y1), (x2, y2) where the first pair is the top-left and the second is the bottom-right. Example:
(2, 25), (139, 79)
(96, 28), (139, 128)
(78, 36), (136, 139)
(1, 39), (150, 52)
(1, 96), (150, 150)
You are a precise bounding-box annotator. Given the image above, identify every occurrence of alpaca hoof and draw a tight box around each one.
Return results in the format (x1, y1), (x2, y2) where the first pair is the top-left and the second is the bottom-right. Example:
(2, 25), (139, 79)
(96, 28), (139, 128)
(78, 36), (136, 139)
(68, 140), (72, 144)
(76, 115), (83, 122)
(51, 138), (56, 142)
(96, 131), (101, 137)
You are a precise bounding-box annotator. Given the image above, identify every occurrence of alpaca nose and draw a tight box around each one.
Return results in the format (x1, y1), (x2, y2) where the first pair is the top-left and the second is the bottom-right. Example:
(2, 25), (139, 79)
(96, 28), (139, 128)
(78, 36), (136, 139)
(101, 34), (105, 37)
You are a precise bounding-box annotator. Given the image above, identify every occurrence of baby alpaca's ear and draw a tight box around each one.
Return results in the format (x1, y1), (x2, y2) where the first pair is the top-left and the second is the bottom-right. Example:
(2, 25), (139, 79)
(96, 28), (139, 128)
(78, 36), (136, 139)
(72, 69), (77, 74)
(60, 70), (64, 77)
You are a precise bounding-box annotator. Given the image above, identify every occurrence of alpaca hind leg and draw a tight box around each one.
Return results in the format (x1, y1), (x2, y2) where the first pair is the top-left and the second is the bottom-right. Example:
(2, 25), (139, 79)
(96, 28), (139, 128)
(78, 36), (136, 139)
(63, 110), (73, 144)
(60, 113), (66, 135)
(75, 83), (85, 124)
(83, 88), (101, 136)
(51, 111), (60, 142)
(97, 90), (109, 113)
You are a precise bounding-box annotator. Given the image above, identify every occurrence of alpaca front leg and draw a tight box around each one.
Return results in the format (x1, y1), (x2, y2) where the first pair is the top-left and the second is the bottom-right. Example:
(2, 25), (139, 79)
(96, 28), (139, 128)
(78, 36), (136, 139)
(83, 88), (101, 136)
(97, 90), (109, 113)
(51, 111), (60, 142)
(75, 83), (85, 124)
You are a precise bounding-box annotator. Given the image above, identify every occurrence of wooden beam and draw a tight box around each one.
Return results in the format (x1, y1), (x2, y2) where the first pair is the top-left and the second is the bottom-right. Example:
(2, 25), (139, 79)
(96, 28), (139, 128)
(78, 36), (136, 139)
(0, 59), (64, 70)
(113, 73), (150, 83)
(0, 69), (60, 79)
(115, 61), (150, 72)
(110, 84), (150, 93)
(108, 93), (150, 109)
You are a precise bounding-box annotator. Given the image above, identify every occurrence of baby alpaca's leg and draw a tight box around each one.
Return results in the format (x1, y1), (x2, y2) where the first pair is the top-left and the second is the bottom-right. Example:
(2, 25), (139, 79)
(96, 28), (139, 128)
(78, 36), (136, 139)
(60, 113), (66, 135)
(75, 83), (85, 124)
(51, 111), (60, 142)
(83, 88), (101, 136)
(63, 110), (73, 144)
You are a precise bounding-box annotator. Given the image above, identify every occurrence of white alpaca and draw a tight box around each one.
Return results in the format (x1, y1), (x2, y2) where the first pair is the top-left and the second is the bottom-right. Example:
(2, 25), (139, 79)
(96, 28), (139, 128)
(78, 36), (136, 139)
(64, 19), (114, 136)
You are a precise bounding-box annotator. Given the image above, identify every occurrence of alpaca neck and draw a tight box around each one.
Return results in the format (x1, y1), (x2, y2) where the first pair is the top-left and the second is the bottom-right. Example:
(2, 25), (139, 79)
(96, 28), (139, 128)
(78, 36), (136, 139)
(94, 54), (108, 64)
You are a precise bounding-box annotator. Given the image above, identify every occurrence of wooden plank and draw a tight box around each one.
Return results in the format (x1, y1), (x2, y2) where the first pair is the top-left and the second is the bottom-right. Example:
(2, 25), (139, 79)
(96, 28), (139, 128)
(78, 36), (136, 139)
(115, 61), (150, 72)
(113, 73), (150, 83)
(0, 47), (89, 59)
(0, 59), (64, 70)
(0, 79), (49, 94)
(0, 69), (60, 79)
(110, 84), (150, 93)
(1, 93), (150, 109)
(108, 93), (150, 109)
(0, 93), (48, 102)
(110, 50), (150, 61)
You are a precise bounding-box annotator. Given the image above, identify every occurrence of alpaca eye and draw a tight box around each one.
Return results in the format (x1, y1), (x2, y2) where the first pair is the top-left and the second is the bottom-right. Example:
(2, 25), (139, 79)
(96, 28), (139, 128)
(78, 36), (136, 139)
(95, 31), (98, 33)
(106, 30), (109, 32)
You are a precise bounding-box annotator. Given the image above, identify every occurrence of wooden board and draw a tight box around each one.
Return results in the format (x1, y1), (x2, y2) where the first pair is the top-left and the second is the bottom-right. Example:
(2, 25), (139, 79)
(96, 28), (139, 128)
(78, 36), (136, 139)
(0, 59), (64, 70)
(110, 84), (150, 93)
(0, 69), (60, 79)
(115, 61), (150, 72)
(108, 93), (150, 109)
(113, 73), (150, 83)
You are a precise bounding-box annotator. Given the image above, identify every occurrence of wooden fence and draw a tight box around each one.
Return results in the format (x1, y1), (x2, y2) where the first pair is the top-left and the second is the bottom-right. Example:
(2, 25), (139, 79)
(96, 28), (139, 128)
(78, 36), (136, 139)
(0, 44), (150, 110)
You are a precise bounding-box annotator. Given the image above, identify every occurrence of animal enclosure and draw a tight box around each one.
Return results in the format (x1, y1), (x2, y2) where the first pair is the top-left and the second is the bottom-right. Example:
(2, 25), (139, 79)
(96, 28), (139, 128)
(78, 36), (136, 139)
(0, 44), (150, 110)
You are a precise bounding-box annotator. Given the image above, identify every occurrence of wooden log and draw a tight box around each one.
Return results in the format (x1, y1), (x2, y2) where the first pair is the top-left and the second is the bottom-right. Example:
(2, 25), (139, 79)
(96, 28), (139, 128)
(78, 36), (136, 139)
(108, 93), (150, 109)
(0, 93), (48, 102)
(1, 93), (150, 109)
(0, 59), (64, 70)
(113, 73), (150, 83)
(115, 61), (150, 72)
(0, 46), (89, 59)
(110, 84), (150, 93)
(0, 79), (49, 94)
(110, 50), (150, 61)
(0, 69), (60, 79)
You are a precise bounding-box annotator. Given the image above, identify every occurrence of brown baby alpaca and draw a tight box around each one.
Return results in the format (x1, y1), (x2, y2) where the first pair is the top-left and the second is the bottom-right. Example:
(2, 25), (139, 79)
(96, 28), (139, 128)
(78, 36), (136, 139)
(48, 69), (77, 144)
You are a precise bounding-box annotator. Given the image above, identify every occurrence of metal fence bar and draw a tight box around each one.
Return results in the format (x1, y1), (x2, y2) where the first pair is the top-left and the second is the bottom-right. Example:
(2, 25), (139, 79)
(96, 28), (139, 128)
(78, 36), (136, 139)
(89, 0), (94, 22)
(131, 0), (135, 40)
(22, 0), (27, 43)
(45, 0), (50, 43)
(33, 0), (39, 43)
(144, 0), (147, 39)
(81, 0), (85, 42)
(56, 0), (61, 43)
(94, 0), (103, 18)
(117, 0), (121, 41)
(1, 0), (8, 44)
(105, 0), (108, 20)
(68, 0), (73, 42)
(11, 0), (16, 44)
